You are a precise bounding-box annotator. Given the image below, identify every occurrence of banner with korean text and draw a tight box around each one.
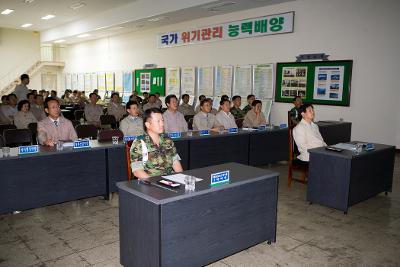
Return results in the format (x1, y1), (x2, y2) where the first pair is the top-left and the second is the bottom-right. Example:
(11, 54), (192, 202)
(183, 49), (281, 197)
(158, 11), (294, 48)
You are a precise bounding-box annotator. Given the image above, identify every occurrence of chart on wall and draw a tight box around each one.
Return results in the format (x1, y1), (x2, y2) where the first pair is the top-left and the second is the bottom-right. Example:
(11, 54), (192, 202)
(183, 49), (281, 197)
(198, 66), (214, 96)
(275, 60), (353, 106)
(84, 73), (91, 92)
(166, 67), (180, 96)
(106, 72), (115, 93)
(91, 73), (98, 91)
(97, 72), (106, 98)
(71, 74), (78, 91)
(214, 65), (233, 97)
(114, 72), (123, 93)
(253, 64), (274, 99)
(134, 68), (166, 96)
(65, 73), (72, 90)
(77, 73), (85, 91)
(181, 66), (196, 96)
(233, 65), (252, 97)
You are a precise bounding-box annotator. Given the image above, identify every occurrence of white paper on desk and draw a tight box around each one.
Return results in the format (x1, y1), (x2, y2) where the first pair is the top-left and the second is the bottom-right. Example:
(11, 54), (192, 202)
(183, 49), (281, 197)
(62, 142), (74, 147)
(242, 127), (257, 131)
(162, 173), (203, 184)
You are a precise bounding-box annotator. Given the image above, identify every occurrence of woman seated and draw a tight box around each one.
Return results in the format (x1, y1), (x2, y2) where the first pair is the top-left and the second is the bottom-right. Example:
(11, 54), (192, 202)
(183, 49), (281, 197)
(13, 100), (37, 129)
(243, 100), (267, 128)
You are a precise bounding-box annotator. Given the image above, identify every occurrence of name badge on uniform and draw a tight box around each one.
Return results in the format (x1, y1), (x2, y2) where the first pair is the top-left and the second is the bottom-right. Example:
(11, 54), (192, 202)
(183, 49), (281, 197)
(199, 129), (210, 136)
(211, 170), (230, 186)
(228, 128), (238, 134)
(123, 136), (136, 143)
(168, 132), (182, 139)
(18, 145), (39, 155)
(258, 125), (267, 131)
(73, 140), (90, 149)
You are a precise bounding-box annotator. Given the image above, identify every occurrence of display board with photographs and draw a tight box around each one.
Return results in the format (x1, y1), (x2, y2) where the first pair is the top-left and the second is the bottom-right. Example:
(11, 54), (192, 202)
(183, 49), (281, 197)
(275, 60), (352, 106)
(134, 68), (166, 96)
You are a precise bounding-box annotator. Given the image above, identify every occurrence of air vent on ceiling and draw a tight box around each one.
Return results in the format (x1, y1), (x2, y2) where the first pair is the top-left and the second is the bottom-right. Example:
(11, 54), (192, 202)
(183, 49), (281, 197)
(201, 1), (236, 11)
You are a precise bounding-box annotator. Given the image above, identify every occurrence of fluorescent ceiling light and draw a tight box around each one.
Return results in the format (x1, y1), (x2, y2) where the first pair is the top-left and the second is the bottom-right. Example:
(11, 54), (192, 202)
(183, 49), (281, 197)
(41, 14), (55, 20)
(54, 39), (65, 43)
(21, 23), (32, 28)
(70, 1), (86, 10)
(24, 0), (35, 3)
(77, 34), (90, 38)
(1, 9), (14, 15)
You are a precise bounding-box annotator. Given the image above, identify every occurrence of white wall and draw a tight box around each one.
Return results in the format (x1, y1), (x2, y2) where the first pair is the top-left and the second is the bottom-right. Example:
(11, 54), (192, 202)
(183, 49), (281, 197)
(0, 28), (40, 79)
(64, 0), (400, 148)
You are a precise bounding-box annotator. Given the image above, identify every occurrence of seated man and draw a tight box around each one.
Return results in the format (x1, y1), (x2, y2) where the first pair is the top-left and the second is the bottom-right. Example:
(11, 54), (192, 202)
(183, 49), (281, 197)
(163, 94), (188, 133)
(178, 94), (195, 116)
(230, 95), (245, 120)
(107, 92), (126, 121)
(193, 99), (222, 131)
(154, 92), (163, 109)
(30, 94), (46, 121)
(293, 103), (327, 165)
(195, 95), (206, 113)
(84, 93), (103, 127)
(0, 93), (18, 124)
(216, 99), (237, 129)
(130, 108), (183, 179)
(243, 94), (255, 114)
(143, 94), (160, 111)
(119, 101), (144, 137)
(37, 97), (78, 146)
(243, 100), (267, 128)
(206, 98), (218, 115)
(289, 96), (303, 126)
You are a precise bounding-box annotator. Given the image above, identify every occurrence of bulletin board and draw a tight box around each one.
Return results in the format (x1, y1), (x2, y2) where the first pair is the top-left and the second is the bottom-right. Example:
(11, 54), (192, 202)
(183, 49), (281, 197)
(134, 68), (166, 96)
(275, 60), (353, 106)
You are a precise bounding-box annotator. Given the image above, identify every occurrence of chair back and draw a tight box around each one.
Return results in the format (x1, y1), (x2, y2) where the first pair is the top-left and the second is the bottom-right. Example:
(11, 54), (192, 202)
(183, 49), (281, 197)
(98, 129), (124, 142)
(74, 110), (85, 121)
(288, 127), (300, 162)
(71, 120), (80, 128)
(4, 129), (32, 147)
(235, 118), (244, 128)
(75, 124), (98, 139)
(288, 111), (295, 130)
(28, 123), (38, 145)
(187, 118), (194, 130)
(100, 115), (117, 129)
(125, 140), (135, 181)
(0, 135), (5, 148)
(184, 115), (194, 122)
(0, 124), (17, 135)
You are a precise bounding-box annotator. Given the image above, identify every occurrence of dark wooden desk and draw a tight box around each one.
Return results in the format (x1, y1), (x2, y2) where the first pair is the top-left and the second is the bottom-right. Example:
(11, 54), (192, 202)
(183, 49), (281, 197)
(307, 143), (395, 213)
(117, 163), (278, 267)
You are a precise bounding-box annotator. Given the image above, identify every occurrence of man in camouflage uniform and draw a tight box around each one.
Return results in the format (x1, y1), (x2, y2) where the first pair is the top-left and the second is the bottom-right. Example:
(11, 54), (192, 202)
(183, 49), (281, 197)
(230, 95), (245, 120)
(243, 94), (255, 114)
(130, 108), (183, 179)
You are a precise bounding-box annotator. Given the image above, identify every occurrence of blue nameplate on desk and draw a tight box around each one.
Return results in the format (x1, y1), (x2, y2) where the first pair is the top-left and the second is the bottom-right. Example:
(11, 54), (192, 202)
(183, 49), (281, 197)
(210, 170), (230, 186)
(365, 143), (375, 151)
(123, 136), (136, 143)
(280, 123), (287, 129)
(228, 127), (238, 134)
(168, 132), (182, 139)
(73, 140), (90, 149)
(18, 145), (39, 155)
(199, 129), (210, 136)
(258, 125), (267, 131)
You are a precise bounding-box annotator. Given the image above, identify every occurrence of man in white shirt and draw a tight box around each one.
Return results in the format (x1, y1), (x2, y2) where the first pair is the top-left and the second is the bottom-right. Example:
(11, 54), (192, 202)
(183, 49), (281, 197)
(193, 99), (222, 131)
(0, 94), (18, 123)
(194, 95), (206, 114)
(119, 101), (144, 137)
(163, 94), (188, 133)
(84, 93), (103, 127)
(216, 99), (237, 129)
(107, 92), (126, 121)
(293, 104), (327, 162)
(14, 74), (30, 102)
(178, 94), (195, 116)
(143, 94), (160, 111)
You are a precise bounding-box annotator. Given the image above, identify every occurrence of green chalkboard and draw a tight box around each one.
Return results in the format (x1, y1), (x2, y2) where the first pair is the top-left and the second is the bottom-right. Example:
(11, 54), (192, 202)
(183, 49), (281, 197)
(275, 60), (352, 106)
(134, 68), (166, 96)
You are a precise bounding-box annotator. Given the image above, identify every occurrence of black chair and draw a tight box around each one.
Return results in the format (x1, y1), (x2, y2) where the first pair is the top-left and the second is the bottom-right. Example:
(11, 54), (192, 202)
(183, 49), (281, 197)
(74, 110), (85, 121)
(0, 124), (17, 135)
(71, 120), (80, 128)
(75, 124), (98, 139)
(98, 129), (124, 142)
(235, 118), (244, 128)
(0, 134), (5, 148)
(28, 123), (38, 145)
(187, 118), (194, 130)
(3, 129), (32, 147)
(184, 115), (194, 122)
(100, 115), (117, 129)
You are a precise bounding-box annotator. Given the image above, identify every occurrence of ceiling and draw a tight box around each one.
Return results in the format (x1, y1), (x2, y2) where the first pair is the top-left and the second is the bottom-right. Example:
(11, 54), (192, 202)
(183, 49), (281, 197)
(0, 0), (294, 44)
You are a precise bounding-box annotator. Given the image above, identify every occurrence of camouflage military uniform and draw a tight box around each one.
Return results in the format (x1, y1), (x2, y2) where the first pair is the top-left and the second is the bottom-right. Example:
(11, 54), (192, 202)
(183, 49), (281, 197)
(130, 133), (181, 177)
(243, 104), (252, 114)
(230, 106), (245, 120)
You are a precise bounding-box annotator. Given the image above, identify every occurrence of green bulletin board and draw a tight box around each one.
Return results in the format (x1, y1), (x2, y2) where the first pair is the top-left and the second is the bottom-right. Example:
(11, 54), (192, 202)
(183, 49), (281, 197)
(134, 68), (166, 96)
(275, 60), (353, 106)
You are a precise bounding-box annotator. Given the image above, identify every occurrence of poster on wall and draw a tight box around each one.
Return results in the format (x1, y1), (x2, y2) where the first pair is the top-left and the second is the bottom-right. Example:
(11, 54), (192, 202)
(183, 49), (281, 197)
(114, 72), (123, 93)
(97, 72), (106, 98)
(280, 66), (307, 99)
(71, 74), (78, 91)
(214, 65), (233, 97)
(253, 64), (274, 99)
(233, 65), (252, 97)
(91, 73), (98, 92)
(106, 72), (115, 93)
(134, 68), (166, 96)
(181, 66), (196, 96)
(77, 73), (85, 91)
(166, 67), (181, 96)
(123, 72), (133, 102)
(198, 66), (214, 96)
(313, 66), (344, 101)
(84, 73), (91, 92)
(65, 73), (72, 90)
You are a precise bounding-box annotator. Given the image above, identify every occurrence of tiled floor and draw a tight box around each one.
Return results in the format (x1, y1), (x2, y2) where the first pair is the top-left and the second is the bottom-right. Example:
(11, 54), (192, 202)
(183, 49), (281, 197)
(1, 154), (399, 267)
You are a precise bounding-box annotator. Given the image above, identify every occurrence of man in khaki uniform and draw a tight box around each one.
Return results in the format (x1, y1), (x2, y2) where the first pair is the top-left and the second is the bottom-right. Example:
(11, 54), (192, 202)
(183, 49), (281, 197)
(37, 97), (78, 146)
(178, 94), (195, 116)
(163, 94), (188, 133)
(129, 108), (183, 179)
(193, 99), (222, 131)
(107, 93), (126, 121)
(84, 93), (103, 127)
(30, 94), (46, 121)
